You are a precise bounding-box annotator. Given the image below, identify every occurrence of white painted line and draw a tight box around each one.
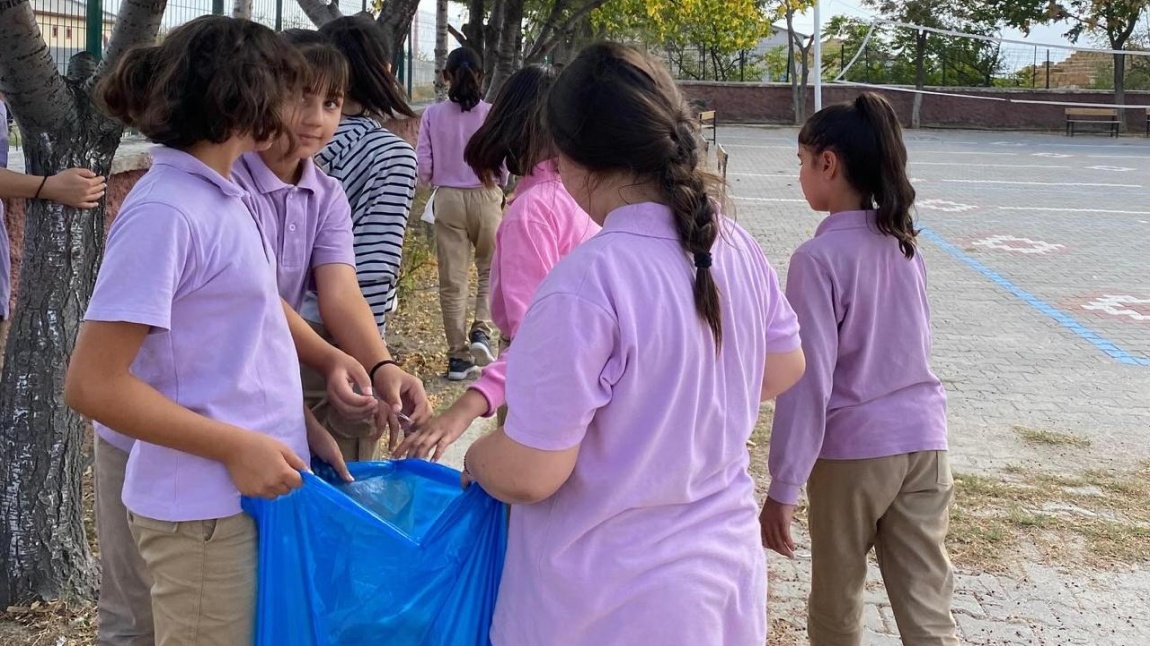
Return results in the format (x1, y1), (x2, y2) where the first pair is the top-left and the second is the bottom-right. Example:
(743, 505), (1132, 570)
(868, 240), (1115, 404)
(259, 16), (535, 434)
(996, 206), (1150, 215)
(731, 197), (809, 203)
(939, 179), (1141, 188)
(913, 162), (1070, 169)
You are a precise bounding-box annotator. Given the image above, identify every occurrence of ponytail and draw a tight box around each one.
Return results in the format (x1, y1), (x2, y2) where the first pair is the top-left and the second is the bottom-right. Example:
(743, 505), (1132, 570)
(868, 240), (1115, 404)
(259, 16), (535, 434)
(799, 91), (918, 259)
(662, 119), (723, 351)
(445, 47), (483, 112)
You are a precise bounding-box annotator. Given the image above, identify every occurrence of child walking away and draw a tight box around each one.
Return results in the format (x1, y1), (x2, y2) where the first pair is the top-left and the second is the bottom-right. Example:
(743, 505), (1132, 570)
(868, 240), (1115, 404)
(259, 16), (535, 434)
(762, 92), (957, 646)
(63, 17), (316, 645)
(462, 43), (806, 645)
(233, 35), (431, 462)
(314, 16), (418, 337)
(396, 65), (599, 461)
(416, 47), (504, 381)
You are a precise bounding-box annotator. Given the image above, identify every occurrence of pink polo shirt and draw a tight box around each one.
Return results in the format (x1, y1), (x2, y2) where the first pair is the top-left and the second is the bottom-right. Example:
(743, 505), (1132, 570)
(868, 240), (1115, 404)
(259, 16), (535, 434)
(416, 100), (491, 188)
(231, 152), (356, 312)
(87, 146), (308, 522)
(468, 161), (599, 415)
(490, 202), (801, 646)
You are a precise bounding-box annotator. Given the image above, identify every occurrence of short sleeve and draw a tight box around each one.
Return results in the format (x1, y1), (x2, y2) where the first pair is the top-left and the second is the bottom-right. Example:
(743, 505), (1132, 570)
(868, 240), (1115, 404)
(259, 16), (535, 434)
(85, 203), (196, 331)
(763, 262), (802, 353)
(503, 292), (618, 451)
(311, 190), (355, 268)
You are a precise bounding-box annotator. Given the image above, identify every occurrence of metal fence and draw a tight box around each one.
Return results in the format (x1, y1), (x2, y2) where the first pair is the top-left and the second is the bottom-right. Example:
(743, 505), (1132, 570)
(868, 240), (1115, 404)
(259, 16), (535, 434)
(6, 1), (442, 152)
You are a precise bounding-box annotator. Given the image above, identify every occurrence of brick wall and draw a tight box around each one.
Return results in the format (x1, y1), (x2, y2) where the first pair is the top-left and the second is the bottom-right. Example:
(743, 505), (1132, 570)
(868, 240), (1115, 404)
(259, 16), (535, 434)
(679, 82), (1150, 132)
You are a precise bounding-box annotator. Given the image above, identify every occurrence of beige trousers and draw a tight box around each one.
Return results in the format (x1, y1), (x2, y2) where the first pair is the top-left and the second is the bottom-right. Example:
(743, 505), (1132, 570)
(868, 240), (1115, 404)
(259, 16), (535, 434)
(434, 186), (502, 360)
(128, 511), (257, 646)
(806, 451), (959, 646)
(299, 319), (380, 463)
(94, 436), (154, 646)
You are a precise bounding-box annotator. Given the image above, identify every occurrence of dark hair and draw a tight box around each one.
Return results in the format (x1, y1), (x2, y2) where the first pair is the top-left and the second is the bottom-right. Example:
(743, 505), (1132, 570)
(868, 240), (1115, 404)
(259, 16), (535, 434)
(281, 28), (329, 46)
(297, 42), (348, 102)
(98, 16), (305, 150)
(445, 47), (483, 112)
(465, 65), (556, 186)
(319, 16), (416, 120)
(548, 43), (723, 349)
(799, 92), (918, 258)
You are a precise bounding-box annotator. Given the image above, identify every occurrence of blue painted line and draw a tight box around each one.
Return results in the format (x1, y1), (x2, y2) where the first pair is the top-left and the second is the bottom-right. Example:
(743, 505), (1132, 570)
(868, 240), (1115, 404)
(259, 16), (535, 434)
(920, 228), (1150, 367)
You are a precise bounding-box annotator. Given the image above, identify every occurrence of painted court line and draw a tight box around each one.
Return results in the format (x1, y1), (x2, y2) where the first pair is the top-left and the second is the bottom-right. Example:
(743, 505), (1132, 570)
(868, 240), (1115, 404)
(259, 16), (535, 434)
(921, 228), (1150, 367)
(939, 179), (1141, 188)
(996, 206), (1150, 216)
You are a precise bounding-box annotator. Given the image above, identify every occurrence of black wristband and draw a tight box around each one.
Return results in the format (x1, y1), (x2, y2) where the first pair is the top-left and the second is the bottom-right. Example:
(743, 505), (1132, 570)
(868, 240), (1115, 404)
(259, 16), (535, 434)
(368, 359), (398, 384)
(33, 176), (48, 200)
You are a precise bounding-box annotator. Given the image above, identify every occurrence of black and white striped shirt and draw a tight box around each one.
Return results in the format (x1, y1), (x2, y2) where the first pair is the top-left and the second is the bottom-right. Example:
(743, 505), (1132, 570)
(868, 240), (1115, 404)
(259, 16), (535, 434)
(316, 116), (417, 332)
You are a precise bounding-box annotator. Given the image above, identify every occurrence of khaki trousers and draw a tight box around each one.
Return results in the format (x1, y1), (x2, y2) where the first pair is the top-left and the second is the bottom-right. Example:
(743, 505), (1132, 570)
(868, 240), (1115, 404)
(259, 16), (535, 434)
(806, 451), (959, 646)
(299, 319), (380, 463)
(129, 511), (257, 646)
(434, 186), (502, 360)
(95, 437), (155, 646)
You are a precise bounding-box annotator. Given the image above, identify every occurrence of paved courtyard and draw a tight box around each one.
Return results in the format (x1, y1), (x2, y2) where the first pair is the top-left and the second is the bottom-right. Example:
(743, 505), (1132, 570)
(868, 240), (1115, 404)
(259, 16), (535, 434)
(725, 125), (1150, 645)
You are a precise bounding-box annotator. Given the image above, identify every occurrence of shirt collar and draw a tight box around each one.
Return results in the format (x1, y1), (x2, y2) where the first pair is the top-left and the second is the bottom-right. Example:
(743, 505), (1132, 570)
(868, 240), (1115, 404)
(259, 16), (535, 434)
(516, 160), (560, 194)
(239, 152), (322, 196)
(149, 146), (246, 198)
(816, 210), (875, 236)
(601, 202), (679, 240)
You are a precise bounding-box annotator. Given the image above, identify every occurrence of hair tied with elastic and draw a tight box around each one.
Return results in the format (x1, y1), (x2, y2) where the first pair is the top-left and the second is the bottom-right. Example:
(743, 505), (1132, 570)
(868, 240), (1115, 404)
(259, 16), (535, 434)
(693, 252), (713, 269)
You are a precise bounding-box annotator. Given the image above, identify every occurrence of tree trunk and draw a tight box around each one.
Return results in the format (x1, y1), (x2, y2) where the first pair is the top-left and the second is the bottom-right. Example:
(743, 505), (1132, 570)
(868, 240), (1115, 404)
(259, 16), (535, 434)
(461, 0), (485, 60)
(296, 0), (342, 27)
(376, 0), (421, 63)
(0, 0), (166, 606)
(233, 0), (253, 19)
(912, 29), (927, 129)
(522, 0), (609, 65)
(485, 0), (524, 99)
(786, 9), (801, 124)
(481, 0), (505, 88)
(433, 0), (448, 101)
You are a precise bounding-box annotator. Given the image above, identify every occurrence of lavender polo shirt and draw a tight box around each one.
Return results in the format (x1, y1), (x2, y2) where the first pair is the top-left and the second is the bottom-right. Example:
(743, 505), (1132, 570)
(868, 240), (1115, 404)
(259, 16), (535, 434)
(87, 146), (307, 522)
(231, 152), (356, 312)
(491, 203), (801, 646)
(769, 210), (948, 506)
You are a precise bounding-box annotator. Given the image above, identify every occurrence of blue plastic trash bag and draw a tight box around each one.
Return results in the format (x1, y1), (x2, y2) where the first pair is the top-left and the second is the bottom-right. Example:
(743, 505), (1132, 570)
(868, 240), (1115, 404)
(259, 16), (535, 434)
(242, 459), (508, 646)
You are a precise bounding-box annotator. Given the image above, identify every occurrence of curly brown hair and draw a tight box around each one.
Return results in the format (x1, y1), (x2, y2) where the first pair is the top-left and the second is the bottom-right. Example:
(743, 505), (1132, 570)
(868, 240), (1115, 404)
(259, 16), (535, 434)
(98, 16), (307, 150)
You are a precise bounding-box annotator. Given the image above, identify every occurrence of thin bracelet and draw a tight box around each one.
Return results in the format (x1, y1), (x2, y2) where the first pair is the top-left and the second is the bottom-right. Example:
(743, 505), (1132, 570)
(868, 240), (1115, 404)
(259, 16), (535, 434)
(33, 176), (48, 200)
(368, 359), (398, 384)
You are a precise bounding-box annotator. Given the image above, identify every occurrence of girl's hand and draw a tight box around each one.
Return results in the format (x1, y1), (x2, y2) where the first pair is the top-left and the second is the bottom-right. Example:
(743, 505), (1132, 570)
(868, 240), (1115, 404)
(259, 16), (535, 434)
(372, 364), (432, 452)
(760, 498), (797, 558)
(43, 168), (106, 209)
(224, 431), (307, 499)
(306, 409), (353, 483)
(323, 350), (378, 421)
(393, 409), (473, 462)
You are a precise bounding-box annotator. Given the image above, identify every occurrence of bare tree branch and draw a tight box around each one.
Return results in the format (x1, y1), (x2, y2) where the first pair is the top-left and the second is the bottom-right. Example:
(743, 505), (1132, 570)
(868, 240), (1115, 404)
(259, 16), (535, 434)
(92, 0), (169, 92)
(0, 0), (71, 131)
(524, 0), (609, 63)
(449, 24), (470, 47)
(297, 0), (343, 27)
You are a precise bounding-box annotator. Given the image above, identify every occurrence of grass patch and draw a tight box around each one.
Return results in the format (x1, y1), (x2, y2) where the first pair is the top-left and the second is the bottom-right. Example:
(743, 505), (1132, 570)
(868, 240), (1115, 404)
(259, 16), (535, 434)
(948, 462), (1150, 571)
(1013, 425), (1092, 448)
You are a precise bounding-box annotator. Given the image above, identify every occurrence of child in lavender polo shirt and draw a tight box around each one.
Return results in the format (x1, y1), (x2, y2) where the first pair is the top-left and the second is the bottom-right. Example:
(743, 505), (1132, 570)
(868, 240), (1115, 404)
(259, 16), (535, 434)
(64, 17), (335, 646)
(462, 44), (807, 645)
(762, 93), (958, 646)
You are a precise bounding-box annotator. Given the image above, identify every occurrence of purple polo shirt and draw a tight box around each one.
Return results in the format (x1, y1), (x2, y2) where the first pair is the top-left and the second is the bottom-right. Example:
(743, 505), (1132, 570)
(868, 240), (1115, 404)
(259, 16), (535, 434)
(491, 202), (800, 646)
(231, 152), (356, 312)
(86, 146), (307, 522)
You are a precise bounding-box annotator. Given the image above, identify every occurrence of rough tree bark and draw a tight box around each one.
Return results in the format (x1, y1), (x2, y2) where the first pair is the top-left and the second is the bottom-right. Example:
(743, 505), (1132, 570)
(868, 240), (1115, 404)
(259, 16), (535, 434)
(297, 0), (420, 63)
(911, 28), (927, 129)
(522, 0), (610, 65)
(0, 0), (167, 607)
(485, 0), (524, 98)
(233, 0), (253, 19)
(433, 0), (449, 101)
(480, 0), (506, 89)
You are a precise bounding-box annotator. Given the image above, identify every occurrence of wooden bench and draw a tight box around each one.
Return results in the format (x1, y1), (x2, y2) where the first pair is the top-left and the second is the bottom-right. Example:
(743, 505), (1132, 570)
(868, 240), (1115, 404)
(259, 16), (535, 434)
(1065, 107), (1119, 137)
(699, 110), (717, 147)
(716, 144), (729, 182)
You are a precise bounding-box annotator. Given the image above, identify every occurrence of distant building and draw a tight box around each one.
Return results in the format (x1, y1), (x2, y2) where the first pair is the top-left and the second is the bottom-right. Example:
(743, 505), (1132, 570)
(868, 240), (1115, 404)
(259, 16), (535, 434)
(33, 0), (116, 74)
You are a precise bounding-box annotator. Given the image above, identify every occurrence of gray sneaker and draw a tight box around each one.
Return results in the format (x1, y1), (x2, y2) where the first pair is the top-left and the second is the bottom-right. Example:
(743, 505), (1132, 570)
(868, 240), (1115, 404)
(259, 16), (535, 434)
(469, 329), (496, 367)
(447, 357), (480, 381)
